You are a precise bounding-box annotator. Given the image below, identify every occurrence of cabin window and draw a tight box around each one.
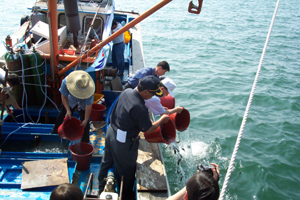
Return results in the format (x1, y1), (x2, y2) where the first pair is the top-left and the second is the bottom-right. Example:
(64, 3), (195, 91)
(58, 13), (67, 29)
(83, 16), (104, 40)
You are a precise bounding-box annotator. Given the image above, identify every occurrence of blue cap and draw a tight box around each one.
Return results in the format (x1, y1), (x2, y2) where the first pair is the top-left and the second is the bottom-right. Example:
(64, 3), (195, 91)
(139, 75), (163, 97)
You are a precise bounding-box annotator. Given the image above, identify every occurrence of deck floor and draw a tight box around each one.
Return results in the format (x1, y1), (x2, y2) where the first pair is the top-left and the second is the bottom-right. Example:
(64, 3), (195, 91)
(136, 134), (169, 199)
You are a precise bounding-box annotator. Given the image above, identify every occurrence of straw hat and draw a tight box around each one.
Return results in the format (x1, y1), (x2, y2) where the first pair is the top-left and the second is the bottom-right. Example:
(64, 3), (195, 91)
(66, 70), (95, 99)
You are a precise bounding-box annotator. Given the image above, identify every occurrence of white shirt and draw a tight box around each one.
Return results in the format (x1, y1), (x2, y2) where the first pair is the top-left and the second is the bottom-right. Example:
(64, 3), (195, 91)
(145, 96), (166, 116)
(112, 23), (124, 44)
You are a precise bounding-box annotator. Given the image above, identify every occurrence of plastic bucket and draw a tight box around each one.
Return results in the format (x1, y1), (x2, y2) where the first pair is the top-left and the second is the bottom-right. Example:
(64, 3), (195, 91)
(69, 142), (94, 171)
(159, 94), (175, 109)
(90, 104), (106, 121)
(58, 117), (84, 141)
(169, 108), (190, 132)
(144, 119), (176, 144)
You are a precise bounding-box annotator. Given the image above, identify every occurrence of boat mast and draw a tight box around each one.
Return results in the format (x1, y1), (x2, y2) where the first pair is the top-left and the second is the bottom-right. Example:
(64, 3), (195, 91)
(47, 0), (59, 80)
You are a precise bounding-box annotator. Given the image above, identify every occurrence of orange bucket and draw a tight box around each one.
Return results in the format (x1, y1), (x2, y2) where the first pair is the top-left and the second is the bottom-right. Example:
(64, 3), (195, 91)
(144, 119), (176, 144)
(90, 104), (106, 121)
(69, 142), (94, 171)
(58, 117), (84, 141)
(159, 94), (175, 109)
(169, 108), (190, 132)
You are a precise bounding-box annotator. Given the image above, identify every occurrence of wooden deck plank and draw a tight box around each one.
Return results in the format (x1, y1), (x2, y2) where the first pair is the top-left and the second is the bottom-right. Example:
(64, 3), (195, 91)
(137, 138), (168, 191)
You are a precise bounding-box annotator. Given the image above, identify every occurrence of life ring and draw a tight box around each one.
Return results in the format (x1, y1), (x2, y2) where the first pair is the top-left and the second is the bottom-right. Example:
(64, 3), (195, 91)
(20, 15), (29, 26)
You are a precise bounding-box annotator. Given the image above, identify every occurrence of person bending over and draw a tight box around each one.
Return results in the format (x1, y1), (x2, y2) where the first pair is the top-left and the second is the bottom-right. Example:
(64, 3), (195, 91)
(145, 77), (183, 116)
(51, 70), (95, 143)
(123, 60), (170, 90)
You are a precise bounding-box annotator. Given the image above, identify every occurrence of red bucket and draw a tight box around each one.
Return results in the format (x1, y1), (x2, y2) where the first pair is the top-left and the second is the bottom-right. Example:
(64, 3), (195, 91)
(90, 104), (106, 121)
(159, 94), (175, 109)
(169, 108), (190, 132)
(58, 117), (84, 141)
(69, 142), (94, 171)
(144, 119), (176, 144)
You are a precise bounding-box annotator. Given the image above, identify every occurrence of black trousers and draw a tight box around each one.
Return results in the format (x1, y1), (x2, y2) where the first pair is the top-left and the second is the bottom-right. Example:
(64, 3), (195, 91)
(98, 124), (139, 200)
(52, 104), (90, 143)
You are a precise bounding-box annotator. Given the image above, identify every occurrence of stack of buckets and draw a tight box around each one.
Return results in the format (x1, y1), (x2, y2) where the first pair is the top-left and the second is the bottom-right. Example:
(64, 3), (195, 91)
(144, 94), (190, 144)
(58, 117), (94, 171)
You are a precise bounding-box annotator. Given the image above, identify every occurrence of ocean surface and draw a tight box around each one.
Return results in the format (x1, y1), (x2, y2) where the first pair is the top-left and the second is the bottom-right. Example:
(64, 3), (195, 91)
(1, 0), (299, 199)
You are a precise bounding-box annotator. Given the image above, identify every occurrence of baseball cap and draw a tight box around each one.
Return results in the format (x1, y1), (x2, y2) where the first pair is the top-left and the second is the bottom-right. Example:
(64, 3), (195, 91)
(139, 75), (163, 97)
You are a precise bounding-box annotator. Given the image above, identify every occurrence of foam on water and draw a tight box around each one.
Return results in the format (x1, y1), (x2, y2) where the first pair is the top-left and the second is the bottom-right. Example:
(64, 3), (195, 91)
(191, 141), (209, 157)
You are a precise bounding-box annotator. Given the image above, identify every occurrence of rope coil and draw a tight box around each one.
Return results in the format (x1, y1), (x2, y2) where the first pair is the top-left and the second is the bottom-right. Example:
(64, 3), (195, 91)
(219, 0), (281, 199)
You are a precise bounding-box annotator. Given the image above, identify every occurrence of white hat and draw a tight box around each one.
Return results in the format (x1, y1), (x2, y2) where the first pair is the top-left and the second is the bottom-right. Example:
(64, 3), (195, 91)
(66, 70), (95, 99)
(161, 77), (176, 97)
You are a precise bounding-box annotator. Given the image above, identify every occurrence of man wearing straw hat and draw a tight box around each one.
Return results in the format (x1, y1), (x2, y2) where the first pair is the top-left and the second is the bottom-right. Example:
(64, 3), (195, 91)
(51, 70), (95, 143)
(98, 75), (170, 200)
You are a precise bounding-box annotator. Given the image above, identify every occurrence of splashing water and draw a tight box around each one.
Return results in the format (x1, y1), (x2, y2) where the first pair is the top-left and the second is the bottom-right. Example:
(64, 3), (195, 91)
(191, 141), (209, 157)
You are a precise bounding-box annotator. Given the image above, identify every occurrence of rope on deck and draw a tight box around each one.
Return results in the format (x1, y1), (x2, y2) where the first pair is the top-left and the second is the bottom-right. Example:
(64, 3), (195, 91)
(219, 0), (280, 199)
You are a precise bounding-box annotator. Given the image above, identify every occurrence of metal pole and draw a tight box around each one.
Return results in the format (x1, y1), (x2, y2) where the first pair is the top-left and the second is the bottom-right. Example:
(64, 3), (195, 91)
(48, 0), (59, 80)
(81, 6), (101, 53)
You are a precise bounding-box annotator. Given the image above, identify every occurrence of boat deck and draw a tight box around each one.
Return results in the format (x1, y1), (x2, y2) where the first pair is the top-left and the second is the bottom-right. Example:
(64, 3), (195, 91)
(0, 8), (170, 200)
(137, 137), (169, 200)
(71, 125), (169, 200)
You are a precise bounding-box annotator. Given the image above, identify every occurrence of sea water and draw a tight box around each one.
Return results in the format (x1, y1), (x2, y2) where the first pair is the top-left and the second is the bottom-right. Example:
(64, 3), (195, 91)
(1, 0), (299, 199)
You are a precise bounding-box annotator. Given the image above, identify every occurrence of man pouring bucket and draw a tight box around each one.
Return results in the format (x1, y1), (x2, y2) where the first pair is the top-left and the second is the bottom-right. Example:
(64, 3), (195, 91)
(51, 70), (95, 143)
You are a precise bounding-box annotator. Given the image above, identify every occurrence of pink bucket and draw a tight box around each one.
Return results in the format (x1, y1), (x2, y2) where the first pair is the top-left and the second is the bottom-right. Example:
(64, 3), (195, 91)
(69, 142), (94, 171)
(90, 104), (106, 121)
(159, 94), (175, 109)
(144, 119), (176, 144)
(169, 108), (190, 132)
(58, 117), (84, 141)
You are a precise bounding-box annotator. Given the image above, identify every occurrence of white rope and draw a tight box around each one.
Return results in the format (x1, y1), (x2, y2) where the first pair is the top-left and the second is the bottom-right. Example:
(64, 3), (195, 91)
(0, 123), (30, 148)
(219, 0), (280, 199)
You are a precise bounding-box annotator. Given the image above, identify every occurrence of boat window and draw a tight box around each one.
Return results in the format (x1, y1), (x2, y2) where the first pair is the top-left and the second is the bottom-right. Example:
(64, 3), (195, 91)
(79, 0), (109, 7)
(83, 16), (104, 40)
(58, 13), (67, 29)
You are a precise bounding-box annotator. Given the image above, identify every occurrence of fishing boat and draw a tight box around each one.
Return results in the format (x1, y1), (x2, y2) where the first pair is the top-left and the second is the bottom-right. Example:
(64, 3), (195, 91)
(0, 0), (200, 199)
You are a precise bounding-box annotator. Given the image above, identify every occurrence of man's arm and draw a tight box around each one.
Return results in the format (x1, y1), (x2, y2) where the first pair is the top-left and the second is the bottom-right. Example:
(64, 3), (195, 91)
(61, 94), (71, 119)
(12, 101), (21, 110)
(8, 92), (21, 110)
(162, 106), (183, 115)
(82, 104), (92, 128)
(145, 114), (170, 134)
(166, 186), (186, 200)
